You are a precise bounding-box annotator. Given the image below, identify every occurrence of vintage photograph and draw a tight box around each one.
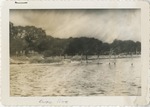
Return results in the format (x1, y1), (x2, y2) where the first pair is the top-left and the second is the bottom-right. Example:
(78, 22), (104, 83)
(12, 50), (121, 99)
(10, 9), (141, 96)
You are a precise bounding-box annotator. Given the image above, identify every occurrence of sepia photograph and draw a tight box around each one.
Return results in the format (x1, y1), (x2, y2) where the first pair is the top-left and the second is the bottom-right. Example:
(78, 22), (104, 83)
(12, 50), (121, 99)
(9, 9), (141, 97)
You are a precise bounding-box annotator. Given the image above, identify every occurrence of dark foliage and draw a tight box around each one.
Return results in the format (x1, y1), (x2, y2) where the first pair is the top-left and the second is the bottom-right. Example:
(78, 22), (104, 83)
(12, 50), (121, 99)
(10, 22), (141, 57)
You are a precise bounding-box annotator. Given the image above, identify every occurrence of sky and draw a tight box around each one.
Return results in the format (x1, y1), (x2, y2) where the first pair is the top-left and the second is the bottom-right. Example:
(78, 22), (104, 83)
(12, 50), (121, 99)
(10, 9), (141, 43)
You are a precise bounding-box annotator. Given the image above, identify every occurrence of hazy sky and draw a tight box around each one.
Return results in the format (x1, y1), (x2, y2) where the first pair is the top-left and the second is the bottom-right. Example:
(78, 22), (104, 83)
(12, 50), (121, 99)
(10, 9), (141, 43)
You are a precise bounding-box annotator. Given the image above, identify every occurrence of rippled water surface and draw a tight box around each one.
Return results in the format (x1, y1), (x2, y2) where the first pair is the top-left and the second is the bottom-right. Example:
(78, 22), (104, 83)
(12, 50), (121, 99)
(10, 58), (141, 96)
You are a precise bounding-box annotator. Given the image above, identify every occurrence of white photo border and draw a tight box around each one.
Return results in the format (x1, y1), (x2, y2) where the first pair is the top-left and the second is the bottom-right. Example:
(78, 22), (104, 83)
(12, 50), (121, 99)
(1, 0), (150, 106)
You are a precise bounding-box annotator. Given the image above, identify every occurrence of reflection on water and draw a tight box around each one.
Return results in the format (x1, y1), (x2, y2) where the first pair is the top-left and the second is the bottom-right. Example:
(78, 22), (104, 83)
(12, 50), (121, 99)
(10, 58), (141, 96)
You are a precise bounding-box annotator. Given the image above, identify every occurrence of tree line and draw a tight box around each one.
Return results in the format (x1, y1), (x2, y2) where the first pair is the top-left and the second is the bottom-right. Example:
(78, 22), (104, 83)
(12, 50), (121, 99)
(10, 22), (141, 57)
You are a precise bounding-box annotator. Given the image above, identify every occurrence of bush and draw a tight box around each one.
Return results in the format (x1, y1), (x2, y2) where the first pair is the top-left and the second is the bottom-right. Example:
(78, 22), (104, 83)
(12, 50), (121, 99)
(29, 56), (62, 63)
(43, 50), (53, 57)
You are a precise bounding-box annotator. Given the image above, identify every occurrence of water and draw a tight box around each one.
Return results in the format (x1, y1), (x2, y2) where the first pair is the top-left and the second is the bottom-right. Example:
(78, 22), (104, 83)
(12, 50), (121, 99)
(10, 57), (141, 96)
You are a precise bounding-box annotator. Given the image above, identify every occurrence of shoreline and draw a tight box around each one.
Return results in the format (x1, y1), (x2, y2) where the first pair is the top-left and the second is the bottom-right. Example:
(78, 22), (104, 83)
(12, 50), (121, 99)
(10, 55), (141, 65)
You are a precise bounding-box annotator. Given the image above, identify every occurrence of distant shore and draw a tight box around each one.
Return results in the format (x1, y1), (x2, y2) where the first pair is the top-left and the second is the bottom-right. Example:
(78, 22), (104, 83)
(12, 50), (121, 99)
(10, 54), (141, 64)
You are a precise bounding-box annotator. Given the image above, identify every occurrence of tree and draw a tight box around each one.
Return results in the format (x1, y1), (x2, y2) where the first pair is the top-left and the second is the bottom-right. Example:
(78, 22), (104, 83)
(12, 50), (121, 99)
(111, 39), (123, 55)
(10, 22), (47, 55)
(24, 26), (46, 52)
(135, 41), (141, 54)
(101, 43), (110, 55)
(10, 22), (141, 57)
